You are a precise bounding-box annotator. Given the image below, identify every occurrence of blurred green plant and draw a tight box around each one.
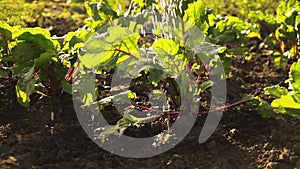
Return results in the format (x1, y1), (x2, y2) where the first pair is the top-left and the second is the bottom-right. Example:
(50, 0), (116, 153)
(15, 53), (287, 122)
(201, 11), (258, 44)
(0, 0), (87, 36)
(249, 0), (300, 69)
(247, 59), (300, 119)
(264, 59), (300, 117)
(205, 12), (259, 75)
(0, 21), (73, 107)
(0, 0), (44, 27)
(202, 0), (280, 21)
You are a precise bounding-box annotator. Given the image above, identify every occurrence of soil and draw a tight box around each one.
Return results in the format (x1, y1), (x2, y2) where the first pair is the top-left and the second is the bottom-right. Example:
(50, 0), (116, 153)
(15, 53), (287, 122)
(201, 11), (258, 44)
(1, 48), (300, 169)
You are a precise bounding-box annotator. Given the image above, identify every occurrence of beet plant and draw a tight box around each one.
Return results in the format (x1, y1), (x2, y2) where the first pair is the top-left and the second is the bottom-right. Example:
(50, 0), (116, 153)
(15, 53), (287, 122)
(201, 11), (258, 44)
(72, 0), (225, 139)
(0, 21), (72, 107)
(249, 0), (300, 69)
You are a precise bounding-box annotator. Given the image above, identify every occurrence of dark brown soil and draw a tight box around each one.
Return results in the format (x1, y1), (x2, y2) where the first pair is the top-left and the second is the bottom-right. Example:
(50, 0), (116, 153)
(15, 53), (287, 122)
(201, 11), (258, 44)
(1, 51), (300, 169)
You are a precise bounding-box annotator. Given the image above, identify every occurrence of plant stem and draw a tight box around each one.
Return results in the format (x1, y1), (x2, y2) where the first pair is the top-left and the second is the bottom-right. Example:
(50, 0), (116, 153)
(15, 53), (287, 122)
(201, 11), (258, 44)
(131, 102), (164, 113)
(134, 97), (255, 123)
(293, 41), (298, 59)
(0, 32), (11, 55)
(114, 48), (139, 60)
(260, 21), (285, 66)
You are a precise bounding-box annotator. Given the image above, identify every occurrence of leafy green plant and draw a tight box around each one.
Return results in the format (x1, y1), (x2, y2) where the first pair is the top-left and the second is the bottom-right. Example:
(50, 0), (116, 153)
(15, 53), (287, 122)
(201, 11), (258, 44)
(202, 0), (280, 21)
(2, 0), (297, 130)
(0, 0), (129, 107)
(0, 0), (257, 110)
(247, 59), (300, 119)
(71, 0), (230, 139)
(0, 0), (44, 27)
(249, 0), (300, 69)
(17, 0), (259, 139)
(204, 12), (259, 75)
(84, 0), (129, 31)
(0, 21), (72, 107)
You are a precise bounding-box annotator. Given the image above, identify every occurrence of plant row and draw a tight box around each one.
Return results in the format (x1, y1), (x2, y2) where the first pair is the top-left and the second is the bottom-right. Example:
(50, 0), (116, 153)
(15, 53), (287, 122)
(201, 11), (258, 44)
(0, 0), (299, 122)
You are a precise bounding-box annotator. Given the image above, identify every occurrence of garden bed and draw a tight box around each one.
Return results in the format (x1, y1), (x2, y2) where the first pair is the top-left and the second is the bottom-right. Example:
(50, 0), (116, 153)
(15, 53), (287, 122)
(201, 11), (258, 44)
(1, 52), (300, 169)
(1, 0), (300, 168)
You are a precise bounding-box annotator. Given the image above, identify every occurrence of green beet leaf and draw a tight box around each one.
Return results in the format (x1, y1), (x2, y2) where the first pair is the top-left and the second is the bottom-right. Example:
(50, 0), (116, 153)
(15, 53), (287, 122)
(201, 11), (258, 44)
(0, 22), (12, 54)
(15, 67), (36, 107)
(34, 50), (56, 68)
(289, 60), (300, 92)
(152, 39), (179, 56)
(17, 30), (56, 51)
(258, 99), (283, 119)
(197, 80), (214, 94)
(12, 42), (44, 63)
(183, 0), (206, 30)
(265, 85), (289, 98)
(271, 94), (300, 109)
(0, 21), (12, 41)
